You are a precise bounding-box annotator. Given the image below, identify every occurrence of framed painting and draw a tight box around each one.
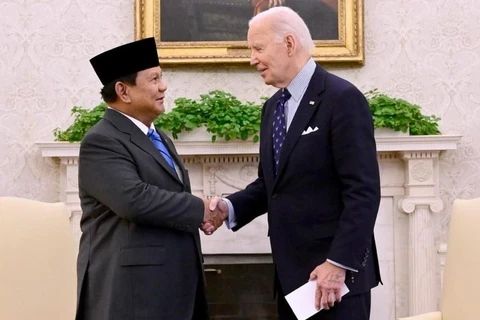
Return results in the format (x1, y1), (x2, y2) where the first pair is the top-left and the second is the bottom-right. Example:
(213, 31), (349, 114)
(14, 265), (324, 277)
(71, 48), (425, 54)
(135, 0), (364, 64)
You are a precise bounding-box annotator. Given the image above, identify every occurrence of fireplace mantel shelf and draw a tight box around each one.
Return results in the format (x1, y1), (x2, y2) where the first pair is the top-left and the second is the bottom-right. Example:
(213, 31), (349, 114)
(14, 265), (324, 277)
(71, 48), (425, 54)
(37, 134), (462, 157)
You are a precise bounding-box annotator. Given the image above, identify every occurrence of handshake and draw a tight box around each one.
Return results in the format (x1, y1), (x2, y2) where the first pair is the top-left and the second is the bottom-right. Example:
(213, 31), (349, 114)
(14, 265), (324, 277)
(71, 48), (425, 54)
(201, 196), (229, 235)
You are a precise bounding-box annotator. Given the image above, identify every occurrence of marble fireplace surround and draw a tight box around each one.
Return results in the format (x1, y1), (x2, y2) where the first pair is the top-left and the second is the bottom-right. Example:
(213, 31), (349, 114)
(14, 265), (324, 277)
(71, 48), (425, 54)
(37, 134), (461, 319)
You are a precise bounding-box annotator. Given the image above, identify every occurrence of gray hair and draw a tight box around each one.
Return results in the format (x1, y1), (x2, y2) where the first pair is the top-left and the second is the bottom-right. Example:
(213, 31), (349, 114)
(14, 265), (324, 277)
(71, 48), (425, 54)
(249, 6), (315, 54)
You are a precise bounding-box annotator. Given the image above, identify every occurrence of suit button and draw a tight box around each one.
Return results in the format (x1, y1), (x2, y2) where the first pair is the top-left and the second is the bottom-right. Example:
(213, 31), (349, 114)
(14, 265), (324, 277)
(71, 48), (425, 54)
(272, 193), (278, 199)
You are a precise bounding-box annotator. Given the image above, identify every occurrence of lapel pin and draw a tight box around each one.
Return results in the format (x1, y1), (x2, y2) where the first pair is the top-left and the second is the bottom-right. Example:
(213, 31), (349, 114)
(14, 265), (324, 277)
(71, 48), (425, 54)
(309, 101), (315, 105)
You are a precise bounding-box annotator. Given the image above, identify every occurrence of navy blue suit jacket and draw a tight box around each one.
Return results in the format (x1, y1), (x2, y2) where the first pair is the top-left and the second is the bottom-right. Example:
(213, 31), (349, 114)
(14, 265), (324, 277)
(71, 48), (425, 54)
(228, 65), (382, 296)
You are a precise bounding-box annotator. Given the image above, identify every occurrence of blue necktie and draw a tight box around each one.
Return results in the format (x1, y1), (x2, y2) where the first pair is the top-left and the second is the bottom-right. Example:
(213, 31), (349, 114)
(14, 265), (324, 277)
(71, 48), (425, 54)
(272, 89), (291, 175)
(147, 128), (176, 173)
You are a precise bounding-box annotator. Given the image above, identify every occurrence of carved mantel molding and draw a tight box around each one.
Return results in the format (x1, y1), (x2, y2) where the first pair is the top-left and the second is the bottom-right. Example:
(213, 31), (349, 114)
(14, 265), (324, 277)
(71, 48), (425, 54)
(37, 134), (462, 158)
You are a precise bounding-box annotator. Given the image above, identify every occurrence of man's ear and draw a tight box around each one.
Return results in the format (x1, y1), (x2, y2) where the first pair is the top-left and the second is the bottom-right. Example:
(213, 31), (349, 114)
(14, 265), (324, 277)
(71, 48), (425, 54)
(285, 34), (296, 57)
(115, 82), (131, 103)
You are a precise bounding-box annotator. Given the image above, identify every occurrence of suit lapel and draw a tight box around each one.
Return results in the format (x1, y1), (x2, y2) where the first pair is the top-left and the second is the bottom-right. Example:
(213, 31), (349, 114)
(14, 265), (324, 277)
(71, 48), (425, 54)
(274, 66), (327, 184)
(103, 109), (182, 184)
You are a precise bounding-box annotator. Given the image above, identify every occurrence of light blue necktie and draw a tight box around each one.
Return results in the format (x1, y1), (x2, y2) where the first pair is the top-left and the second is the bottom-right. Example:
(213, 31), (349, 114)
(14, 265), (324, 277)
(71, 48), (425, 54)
(147, 128), (176, 173)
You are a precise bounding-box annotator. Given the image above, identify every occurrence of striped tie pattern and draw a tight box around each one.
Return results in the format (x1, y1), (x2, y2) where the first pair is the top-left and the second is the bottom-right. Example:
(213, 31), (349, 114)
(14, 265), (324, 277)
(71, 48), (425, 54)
(147, 128), (176, 173)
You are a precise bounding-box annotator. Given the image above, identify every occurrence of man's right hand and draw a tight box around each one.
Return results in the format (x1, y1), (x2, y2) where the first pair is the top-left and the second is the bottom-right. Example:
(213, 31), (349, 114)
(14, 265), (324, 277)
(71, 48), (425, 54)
(200, 197), (229, 235)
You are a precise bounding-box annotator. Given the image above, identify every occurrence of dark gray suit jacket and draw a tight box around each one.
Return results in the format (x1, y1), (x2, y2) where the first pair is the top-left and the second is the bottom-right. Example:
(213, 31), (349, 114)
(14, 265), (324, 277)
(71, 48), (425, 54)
(76, 109), (209, 320)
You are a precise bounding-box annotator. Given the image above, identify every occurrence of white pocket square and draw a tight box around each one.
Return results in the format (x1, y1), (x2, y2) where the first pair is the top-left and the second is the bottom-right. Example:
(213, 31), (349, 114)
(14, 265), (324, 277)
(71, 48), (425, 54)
(301, 126), (319, 135)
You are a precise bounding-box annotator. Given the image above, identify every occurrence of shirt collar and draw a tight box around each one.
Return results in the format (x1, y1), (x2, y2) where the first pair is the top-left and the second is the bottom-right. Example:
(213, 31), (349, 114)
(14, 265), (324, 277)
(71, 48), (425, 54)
(286, 58), (316, 102)
(108, 107), (155, 135)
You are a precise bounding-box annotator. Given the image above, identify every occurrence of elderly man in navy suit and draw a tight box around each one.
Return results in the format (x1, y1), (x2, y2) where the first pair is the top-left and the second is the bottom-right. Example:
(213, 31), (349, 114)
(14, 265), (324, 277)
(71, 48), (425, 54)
(207, 6), (381, 320)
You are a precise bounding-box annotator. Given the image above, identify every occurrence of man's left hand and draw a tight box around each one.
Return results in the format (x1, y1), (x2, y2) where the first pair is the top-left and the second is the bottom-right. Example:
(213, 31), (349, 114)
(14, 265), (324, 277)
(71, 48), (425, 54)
(309, 261), (346, 310)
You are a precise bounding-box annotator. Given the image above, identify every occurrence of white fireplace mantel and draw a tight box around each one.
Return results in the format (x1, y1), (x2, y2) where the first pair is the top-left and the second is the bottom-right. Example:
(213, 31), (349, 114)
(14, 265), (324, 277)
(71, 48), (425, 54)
(37, 134), (461, 157)
(37, 134), (461, 319)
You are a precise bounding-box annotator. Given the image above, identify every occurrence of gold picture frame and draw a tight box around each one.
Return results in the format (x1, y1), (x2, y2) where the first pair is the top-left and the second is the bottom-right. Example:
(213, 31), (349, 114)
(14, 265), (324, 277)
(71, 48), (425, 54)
(135, 0), (364, 65)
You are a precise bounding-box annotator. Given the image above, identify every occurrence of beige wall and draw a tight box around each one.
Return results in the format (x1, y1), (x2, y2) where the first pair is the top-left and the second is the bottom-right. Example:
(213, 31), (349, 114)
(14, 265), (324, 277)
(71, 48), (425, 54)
(1, 0), (479, 248)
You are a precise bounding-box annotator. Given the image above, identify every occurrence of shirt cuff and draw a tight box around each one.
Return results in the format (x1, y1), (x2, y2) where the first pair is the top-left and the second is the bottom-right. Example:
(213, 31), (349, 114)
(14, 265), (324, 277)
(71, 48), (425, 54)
(327, 259), (358, 272)
(222, 198), (237, 229)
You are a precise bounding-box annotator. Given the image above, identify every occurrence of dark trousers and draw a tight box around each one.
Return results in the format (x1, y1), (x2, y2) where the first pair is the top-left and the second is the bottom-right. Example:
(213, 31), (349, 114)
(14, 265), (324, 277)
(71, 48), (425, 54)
(277, 282), (371, 320)
(76, 272), (209, 320)
(192, 275), (210, 320)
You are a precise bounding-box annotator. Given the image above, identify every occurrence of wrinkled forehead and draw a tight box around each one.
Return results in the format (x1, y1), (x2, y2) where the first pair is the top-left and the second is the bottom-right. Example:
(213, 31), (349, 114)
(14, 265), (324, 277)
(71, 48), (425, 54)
(247, 19), (275, 44)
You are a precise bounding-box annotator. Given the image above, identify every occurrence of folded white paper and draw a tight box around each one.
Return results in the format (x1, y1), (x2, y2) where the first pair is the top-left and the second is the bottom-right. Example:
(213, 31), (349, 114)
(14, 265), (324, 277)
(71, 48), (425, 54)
(285, 281), (349, 320)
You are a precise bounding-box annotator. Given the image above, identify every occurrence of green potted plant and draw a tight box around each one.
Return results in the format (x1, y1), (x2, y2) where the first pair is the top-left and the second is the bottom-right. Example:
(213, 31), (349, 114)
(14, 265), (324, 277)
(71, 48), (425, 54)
(365, 89), (441, 136)
(53, 89), (441, 143)
(156, 90), (264, 142)
(53, 103), (107, 142)
(54, 90), (264, 143)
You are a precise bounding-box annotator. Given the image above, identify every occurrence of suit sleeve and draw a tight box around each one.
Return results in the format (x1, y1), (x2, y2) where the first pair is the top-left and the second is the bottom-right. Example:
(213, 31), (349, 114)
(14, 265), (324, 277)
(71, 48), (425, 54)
(78, 132), (204, 232)
(226, 101), (270, 230)
(227, 162), (268, 231)
(327, 86), (381, 270)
